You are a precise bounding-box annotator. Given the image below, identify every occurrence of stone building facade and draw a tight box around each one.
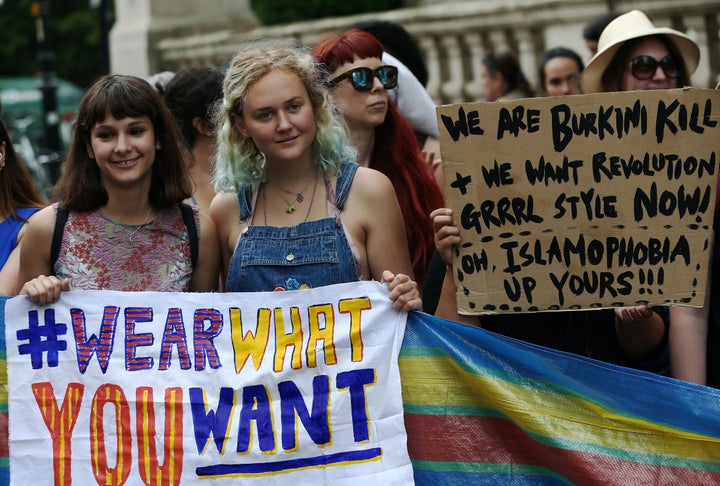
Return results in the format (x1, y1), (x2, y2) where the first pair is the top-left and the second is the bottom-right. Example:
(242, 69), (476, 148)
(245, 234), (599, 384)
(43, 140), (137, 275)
(110, 0), (720, 103)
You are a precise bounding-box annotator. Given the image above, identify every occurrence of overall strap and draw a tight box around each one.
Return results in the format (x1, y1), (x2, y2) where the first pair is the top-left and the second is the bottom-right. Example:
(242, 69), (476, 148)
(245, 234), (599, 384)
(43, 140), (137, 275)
(334, 161), (359, 210)
(238, 185), (253, 221)
(180, 202), (199, 269)
(50, 207), (69, 276)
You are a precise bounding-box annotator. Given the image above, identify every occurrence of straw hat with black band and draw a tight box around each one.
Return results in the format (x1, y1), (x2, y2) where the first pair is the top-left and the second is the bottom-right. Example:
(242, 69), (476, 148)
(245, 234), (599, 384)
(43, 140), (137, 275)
(582, 10), (700, 93)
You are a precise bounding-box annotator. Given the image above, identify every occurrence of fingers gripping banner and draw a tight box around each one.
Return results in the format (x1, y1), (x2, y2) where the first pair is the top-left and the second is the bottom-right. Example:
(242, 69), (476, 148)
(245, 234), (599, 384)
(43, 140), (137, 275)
(4, 282), (413, 485)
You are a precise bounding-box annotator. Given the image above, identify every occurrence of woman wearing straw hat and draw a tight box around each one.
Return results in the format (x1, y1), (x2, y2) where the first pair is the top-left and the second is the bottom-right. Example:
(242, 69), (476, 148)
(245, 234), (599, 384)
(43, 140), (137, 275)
(583, 10), (711, 386)
(582, 9), (699, 93)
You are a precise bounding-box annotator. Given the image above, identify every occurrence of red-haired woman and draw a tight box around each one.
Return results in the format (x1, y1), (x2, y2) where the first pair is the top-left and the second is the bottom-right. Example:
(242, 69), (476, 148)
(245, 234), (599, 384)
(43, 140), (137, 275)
(313, 29), (444, 288)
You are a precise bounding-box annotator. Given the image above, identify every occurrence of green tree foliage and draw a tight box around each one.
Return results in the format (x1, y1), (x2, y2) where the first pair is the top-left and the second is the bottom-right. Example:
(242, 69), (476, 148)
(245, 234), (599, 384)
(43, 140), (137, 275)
(251, 0), (401, 26)
(0, 0), (114, 88)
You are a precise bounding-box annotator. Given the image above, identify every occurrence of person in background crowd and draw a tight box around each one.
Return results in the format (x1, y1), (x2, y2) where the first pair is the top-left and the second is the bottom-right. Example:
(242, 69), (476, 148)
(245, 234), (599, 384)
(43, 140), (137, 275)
(0, 108), (45, 294)
(587, 9), (704, 384)
(163, 66), (224, 215)
(146, 70), (176, 95)
(583, 12), (621, 58)
(17, 74), (220, 304)
(209, 42), (421, 311)
(312, 29), (445, 289)
(480, 49), (535, 101)
(353, 20), (429, 88)
(538, 47), (585, 96)
(352, 21), (443, 185)
(582, 10), (696, 93)
(583, 9), (709, 386)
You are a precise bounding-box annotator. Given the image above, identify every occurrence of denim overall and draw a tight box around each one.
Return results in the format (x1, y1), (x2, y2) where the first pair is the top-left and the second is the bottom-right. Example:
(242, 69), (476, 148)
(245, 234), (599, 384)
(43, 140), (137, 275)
(225, 162), (360, 292)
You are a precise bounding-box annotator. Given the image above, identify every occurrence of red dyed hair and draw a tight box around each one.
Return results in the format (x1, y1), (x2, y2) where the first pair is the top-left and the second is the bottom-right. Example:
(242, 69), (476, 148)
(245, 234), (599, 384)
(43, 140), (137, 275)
(314, 29), (445, 287)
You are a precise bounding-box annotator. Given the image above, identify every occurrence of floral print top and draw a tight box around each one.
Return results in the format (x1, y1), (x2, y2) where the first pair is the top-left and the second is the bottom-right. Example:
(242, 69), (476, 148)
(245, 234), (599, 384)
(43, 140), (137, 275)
(54, 204), (197, 291)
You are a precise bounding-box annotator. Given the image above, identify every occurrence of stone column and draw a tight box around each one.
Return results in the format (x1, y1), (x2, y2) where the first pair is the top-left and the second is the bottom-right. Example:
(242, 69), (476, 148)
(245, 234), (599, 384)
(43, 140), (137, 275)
(419, 35), (442, 102)
(440, 34), (465, 104)
(463, 32), (484, 101)
(109, 0), (258, 77)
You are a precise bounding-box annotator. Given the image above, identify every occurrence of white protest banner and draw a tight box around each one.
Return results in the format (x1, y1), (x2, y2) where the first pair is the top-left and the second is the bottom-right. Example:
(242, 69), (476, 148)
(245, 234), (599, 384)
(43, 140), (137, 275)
(5, 281), (412, 485)
(437, 88), (719, 314)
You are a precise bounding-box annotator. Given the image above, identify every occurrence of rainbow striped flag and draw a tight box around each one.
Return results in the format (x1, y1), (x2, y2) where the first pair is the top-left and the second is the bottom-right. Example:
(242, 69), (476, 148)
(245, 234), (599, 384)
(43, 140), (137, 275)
(401, 311), (720, 484)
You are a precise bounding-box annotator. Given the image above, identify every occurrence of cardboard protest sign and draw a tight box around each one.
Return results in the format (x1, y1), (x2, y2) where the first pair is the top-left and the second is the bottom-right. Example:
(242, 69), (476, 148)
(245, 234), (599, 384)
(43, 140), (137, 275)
(438, 88), (719, 314)
(4, 282), (412, 485)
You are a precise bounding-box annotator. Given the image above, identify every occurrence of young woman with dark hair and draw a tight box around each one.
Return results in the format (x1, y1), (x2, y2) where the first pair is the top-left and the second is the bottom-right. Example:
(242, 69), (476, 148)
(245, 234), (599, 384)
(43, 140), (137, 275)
(17, 74), (220, 304)
(312, 29), (444, 288)
(582, 10), (697, 94)
(0, 116), (45, 293)
(538, 47), (585, 96)
(163, 66), (225, 215)
(480, 49), (535, 101)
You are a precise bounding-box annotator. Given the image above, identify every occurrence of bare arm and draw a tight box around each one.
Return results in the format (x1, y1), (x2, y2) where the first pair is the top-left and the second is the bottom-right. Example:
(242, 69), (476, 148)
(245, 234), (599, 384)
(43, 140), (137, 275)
(190, 210), (221, 292)
(17, 206), (70, 305)
(669, 304), (708, 385)
(667, 234), (712, 385)
(348, 168), (420, 311)
(209, 192), (241, 291)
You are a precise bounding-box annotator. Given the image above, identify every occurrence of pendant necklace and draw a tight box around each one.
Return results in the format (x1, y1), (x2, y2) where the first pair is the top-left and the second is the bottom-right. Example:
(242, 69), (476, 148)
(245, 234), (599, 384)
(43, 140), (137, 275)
(273, 170), (316, 214)
(263, 168), (319, 225)
(101, 207), (153, 244)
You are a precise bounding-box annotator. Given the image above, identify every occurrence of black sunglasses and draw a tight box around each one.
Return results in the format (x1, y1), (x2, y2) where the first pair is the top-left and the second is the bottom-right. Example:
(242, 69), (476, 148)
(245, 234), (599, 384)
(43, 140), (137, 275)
(328, 65), (398, 91)
(628, 55), (680, 80)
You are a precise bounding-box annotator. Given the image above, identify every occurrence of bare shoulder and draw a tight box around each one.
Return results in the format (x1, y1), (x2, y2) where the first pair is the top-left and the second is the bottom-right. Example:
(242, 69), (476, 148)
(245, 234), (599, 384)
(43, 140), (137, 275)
(347, 166), (396, 202)
(18, 205), (56, 281)
(210, 192), (239, 212)
(209, 192), (240, 222)
(24, 205), (57, 241)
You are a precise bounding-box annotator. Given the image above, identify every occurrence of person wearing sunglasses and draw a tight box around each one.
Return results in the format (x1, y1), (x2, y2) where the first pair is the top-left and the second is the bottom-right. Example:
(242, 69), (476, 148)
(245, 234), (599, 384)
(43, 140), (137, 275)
(313, 29), (445, 290)
(327, 64), (399, 92)
(582, 10), (713, 387)
(352, 21), (444, 190)
(538, 47), (585, 97)
(582, 10), (698, 93)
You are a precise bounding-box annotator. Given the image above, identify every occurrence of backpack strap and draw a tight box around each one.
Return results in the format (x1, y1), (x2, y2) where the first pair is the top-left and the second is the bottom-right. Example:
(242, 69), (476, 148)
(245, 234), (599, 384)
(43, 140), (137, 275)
(180, 202), (199, 269)
(50, 207), (69, 276)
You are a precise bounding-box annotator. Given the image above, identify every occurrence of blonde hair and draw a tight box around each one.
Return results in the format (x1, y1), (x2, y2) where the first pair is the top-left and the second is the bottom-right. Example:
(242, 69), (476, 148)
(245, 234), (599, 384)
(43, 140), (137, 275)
(213, 41), (356, 191)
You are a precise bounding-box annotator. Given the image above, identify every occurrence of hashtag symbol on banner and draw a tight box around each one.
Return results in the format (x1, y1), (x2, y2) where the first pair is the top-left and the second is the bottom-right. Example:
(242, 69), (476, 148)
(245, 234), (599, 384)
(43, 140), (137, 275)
(16, 309), (68, 369)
